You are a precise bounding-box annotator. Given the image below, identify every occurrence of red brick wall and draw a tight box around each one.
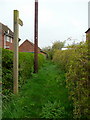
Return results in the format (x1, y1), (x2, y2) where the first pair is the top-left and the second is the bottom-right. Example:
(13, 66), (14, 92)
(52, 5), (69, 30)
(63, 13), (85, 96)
(86, 31), (90, 41)
(1, 33), (14, 50)
(6, 40), (13, 50)
(0, 23), (14, 50)
(19, 40), (34, 52)
(19, 40), (41, 53)
(1, 33), (4, 48)
(0, 29), (2, 48)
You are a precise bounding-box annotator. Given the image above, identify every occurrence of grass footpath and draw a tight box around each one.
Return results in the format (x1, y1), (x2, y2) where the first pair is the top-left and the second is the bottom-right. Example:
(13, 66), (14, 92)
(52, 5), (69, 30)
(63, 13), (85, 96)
(3, 61), (73, 119)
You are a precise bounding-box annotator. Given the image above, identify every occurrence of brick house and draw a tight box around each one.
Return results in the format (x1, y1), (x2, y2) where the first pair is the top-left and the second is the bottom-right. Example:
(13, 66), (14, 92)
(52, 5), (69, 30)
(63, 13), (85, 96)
(19, 39), (47, 57)
(19, 39), (41, 53)
(0, 22), (14, 50)
(0, 23), (47, 56)
(85, 28), (90, 41)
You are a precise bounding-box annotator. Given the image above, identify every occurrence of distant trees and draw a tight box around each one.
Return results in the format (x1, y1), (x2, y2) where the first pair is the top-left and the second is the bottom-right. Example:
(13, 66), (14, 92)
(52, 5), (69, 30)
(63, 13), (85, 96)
(52, 40), (65, 51)
(42, 46), (52, 52)
(42, 40), (65, 59)
(42, 46), (53, 59)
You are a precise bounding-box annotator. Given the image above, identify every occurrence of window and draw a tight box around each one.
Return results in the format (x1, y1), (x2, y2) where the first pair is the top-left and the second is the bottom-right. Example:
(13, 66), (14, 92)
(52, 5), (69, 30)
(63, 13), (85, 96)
(6, 36), (10, 42)
(10, 38), (13, 43)
(5, 46), (10, 49)
(4, 35), (12, 43)
(4, 35), (7, 41)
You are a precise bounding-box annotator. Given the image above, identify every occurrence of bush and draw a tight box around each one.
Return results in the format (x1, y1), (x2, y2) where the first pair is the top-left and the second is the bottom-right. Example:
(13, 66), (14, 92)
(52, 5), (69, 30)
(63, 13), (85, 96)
(41, 101), (68, 119)
(2, 49), (13, 95)
(19, 52), (34, 87)
(66, 43), (89, 119)
(38, 53), (46, 68)
(2, 49), (45, 95)
(53, 42), (89, 119)
(53, 49), (73, 71)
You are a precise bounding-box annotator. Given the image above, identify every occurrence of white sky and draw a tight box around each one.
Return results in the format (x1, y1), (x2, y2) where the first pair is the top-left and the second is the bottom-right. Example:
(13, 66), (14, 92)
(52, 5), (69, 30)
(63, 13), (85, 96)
(0, 0), (89, 48)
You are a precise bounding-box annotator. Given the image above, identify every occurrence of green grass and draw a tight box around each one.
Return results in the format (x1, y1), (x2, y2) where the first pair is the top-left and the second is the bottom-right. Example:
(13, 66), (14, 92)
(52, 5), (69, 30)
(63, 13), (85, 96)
(3, 61), (73, 119)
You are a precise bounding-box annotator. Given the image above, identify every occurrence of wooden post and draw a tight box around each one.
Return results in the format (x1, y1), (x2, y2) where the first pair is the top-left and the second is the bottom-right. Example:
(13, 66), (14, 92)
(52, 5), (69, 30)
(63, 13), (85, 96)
(88, 1), (90, 63)
(0, 23), (2, 120)
(13, 10), (19, 94)
(88, 1), (90, 28)
(34, 0), (38, 73)
(13, 10), (23, 94)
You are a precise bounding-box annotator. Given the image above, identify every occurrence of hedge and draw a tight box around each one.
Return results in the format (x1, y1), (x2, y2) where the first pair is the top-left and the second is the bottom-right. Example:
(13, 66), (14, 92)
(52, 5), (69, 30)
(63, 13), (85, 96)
(2, 49), (45, 95)
(53, 42), (89, 119)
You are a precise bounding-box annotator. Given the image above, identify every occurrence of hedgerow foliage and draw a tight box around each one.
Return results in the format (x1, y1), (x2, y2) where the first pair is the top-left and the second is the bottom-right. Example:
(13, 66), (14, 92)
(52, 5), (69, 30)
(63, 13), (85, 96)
(42, 41), (65, 60)
(53, 42), (89, 119)
(2, 49), (45, 95)
(2, 49), (13, 95)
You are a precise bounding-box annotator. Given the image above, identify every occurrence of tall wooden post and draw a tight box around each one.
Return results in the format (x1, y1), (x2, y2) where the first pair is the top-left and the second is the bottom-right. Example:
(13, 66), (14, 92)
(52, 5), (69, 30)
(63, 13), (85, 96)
(88, 1), (90, 60)
(34, 0), (38, 73)
(88, 1), (90, 28)
(13, 10), (19, 94)
(88, 2), (90, 86)
(0, 23), (2, 120)
(13, 10), (23, 94)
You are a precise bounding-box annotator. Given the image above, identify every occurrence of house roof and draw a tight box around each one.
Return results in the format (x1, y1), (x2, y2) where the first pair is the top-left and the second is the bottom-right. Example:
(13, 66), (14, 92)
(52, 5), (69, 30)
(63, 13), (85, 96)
(19, 39), (41, 50)
(85, 28), (90, 33)
(0, 22), (14, 37)
(19, 39), (34, 47)
(40, 50), (47, 55)
(19, 39), (47, 55)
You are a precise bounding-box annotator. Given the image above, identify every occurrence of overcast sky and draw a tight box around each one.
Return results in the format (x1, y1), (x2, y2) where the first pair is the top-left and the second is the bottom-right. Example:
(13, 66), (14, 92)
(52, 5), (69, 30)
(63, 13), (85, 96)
(0, 0), (89, 48)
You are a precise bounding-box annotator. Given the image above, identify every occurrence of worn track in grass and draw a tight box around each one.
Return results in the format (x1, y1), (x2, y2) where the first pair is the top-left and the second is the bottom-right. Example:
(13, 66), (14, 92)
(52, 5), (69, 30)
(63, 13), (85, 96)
(3, 61), (73, 119)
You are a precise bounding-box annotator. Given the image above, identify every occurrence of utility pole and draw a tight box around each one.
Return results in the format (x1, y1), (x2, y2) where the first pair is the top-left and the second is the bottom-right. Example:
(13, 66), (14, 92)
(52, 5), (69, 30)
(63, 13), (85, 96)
(34, 0), (38, 73)
(88, 1), (90, 28)
(88, 1), (90, 57)
(13, 10), (23, 94)
(0, 23), (2, 120)
(87, 2), (90, 107)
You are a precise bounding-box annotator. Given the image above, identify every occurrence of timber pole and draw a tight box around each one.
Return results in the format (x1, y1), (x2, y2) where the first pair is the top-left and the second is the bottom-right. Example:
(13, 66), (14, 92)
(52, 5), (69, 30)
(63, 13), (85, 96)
(13, 10), (23, 94)
(13, 10), (19, 94)
(34, 0), (38, 73)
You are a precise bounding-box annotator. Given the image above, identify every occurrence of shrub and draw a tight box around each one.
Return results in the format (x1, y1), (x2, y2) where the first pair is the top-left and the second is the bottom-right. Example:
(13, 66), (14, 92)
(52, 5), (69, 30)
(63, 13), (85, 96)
(19, 52), (34, 87)
(2, 49), (13, 95)
(2, 49), (45, 95)
(41, 101), (67, 119)
(38, 53), (46, 68)
(66, 43), (89, 119)
(53, 49), (73, 71)
(53, 42), (89, 119)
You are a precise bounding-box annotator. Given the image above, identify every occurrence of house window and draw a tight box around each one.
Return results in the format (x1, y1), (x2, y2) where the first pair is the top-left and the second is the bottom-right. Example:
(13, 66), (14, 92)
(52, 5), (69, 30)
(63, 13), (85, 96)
(4, 35), (7, 42)
(7, 37), (13, 43)
(4, 35), (13, 43)
(5, 46), (10, 49)
(10, 38), (13, 43)
(6, 36), (10, 42)
(4, 35), (11, 42)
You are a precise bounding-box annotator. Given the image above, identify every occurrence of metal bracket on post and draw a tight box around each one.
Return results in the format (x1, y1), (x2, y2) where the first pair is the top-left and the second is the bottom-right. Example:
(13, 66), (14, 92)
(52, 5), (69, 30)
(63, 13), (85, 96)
(13, 10), (23, 94)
